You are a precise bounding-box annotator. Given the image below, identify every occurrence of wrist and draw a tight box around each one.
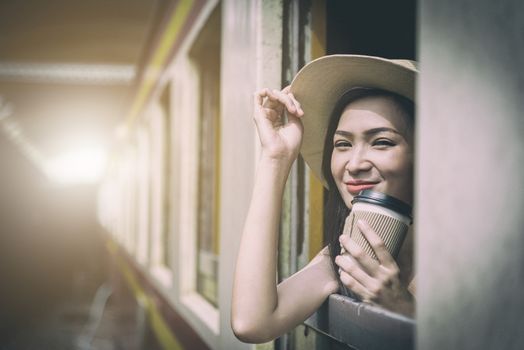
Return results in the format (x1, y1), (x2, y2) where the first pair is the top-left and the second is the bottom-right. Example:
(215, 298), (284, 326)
(388, 290), (415, 317)
(259, 150), (297, 168)
(256, 152), (295, 189)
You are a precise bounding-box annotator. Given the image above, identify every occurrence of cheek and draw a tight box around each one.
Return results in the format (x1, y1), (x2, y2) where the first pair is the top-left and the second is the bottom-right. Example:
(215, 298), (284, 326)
(397, 152), (414, 179)
(330, 153), (337, 179)
(330, 152), (344, 180)
(381, 154), (413, 189)
(390, 155), (411, 175)
(374, 148), (407, 173)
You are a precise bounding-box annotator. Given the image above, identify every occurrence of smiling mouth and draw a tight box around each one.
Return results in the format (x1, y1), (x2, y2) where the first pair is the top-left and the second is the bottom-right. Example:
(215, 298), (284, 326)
(345, 182), (378, 195)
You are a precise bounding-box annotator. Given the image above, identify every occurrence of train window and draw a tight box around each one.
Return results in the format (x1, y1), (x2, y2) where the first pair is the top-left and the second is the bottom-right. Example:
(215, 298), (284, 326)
(123, 145), (138, 253)
(106, 148), (128, 247)
(148, 95), (172, 283)
(126, 147), (136, 252)
(160, 84), (171, 268)
(326, 0), (416, 59)
(136, 125), (150, 264)
(189, 4), (221, 308)
(279, 0), (416, 349)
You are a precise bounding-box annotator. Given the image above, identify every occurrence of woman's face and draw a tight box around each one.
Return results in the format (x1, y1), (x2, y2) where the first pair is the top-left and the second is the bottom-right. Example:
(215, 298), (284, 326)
(331, 95), (414, 208)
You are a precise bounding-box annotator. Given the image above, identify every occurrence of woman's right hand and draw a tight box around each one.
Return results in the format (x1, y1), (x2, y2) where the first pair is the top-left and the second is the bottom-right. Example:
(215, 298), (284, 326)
(253, 86), (304, 163)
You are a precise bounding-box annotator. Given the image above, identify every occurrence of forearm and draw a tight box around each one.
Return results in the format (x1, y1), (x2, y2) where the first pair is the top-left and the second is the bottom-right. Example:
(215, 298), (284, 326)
(231, 153), (292, 340)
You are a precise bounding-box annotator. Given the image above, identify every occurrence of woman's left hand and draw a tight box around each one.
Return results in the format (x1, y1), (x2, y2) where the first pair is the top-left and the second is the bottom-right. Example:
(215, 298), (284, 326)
(335, 220), (414, 316)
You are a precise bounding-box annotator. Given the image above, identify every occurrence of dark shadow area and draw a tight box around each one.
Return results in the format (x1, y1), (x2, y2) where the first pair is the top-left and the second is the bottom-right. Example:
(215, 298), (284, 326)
(327, 0), (416, 59)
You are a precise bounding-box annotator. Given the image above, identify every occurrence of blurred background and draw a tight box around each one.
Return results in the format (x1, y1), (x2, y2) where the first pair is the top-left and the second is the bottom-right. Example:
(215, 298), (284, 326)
(0, 0), (159, 347)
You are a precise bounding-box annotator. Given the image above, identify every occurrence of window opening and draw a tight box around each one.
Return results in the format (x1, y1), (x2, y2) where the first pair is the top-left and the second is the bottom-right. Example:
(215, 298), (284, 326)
(159, 84), (172, 267)
(189, 4), (221, 307)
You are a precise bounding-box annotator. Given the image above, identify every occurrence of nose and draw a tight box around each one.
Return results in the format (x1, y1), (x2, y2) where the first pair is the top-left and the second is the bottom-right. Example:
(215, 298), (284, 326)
(345, 146), (372, 174)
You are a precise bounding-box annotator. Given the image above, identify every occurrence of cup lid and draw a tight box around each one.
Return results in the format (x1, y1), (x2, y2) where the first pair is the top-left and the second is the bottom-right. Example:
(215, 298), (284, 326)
(351, 190), (412, 219)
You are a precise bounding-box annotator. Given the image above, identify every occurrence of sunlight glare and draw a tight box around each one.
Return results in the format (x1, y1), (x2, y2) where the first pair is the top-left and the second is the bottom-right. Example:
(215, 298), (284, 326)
(45, 147), (107, 185)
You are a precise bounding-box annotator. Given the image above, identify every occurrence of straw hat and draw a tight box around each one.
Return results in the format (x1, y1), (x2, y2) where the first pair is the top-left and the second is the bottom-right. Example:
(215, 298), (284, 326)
(290, 54), (417, 187)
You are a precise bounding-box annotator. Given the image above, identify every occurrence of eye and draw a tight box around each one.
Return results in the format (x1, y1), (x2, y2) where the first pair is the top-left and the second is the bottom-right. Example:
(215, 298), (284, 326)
(334, 140), (352, 149)
(372, 138), (396, 148)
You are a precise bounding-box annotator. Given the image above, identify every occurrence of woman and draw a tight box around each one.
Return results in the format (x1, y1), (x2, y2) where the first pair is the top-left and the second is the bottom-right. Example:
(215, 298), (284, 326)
(231, 55), (417, 343)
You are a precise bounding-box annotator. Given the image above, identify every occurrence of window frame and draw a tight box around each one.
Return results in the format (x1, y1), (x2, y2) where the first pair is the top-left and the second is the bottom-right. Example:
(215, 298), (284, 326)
(147, 99), (173, 287)
(304, 294), (415, 349)
(280, 1), (417, 349)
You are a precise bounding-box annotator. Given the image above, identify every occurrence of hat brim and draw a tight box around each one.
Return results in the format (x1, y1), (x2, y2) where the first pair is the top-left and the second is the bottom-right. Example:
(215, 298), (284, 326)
(290, 55), (417, 188)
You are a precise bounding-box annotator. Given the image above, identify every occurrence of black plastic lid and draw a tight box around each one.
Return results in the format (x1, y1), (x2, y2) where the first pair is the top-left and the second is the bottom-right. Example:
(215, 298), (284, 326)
(351, 190), (412, 219)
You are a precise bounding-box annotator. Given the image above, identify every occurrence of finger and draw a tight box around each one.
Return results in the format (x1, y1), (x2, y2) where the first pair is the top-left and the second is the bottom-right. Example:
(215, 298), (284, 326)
(288, 93), (304, 117)
(254, 89), (276, 114)
(280, 86), (303, 116)
(357, 220), (396, 266)
(345, 238), (380, 275)
(254, 89), (266, 106)
(339, 234), (375, 266)
(335, 254), (377, 289)
(253, 88), (283, 123)
(338, 270), (376, 301)
(266, 89), (297, 114)
(338, 233), (351, 253)
(282, 85), (304, 117)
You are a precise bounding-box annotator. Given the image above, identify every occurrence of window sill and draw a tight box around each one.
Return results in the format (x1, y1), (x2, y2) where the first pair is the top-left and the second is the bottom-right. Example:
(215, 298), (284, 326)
(304, 294), (414, 350)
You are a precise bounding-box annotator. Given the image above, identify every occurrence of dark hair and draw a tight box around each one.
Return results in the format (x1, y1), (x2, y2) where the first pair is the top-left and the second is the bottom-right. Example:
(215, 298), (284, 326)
(321, 87), (414, 296)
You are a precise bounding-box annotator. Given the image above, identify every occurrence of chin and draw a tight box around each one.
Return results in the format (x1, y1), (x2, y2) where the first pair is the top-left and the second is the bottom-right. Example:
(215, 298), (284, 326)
(341, 194), (354, 209)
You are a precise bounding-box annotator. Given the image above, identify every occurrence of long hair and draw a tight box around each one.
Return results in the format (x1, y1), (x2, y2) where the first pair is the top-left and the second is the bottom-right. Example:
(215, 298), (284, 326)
(321, 87), (414, 295)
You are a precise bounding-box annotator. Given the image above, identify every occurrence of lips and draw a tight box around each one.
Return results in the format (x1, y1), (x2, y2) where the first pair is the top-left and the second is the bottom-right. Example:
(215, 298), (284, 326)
(345, 181), (379, 195)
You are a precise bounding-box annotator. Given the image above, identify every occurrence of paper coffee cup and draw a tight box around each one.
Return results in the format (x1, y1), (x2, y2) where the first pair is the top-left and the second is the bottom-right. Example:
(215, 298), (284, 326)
(342, 190), (412, 260)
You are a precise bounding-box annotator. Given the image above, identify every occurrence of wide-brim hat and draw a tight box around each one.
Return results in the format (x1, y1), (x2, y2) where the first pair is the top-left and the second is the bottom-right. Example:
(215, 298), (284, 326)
(290, 54), (418, 188)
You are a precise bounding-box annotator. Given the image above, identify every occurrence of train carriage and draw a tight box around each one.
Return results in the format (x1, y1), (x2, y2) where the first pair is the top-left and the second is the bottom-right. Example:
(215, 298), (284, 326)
(98, 1), (416, 349)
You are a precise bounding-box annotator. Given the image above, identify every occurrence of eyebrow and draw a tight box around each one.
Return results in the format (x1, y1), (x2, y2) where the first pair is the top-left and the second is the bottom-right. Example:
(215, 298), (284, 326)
(334, 127), (401, 137)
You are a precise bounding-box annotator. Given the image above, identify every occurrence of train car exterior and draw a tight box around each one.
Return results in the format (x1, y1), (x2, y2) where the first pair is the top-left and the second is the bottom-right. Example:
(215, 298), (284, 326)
(97, 0), (416, 349)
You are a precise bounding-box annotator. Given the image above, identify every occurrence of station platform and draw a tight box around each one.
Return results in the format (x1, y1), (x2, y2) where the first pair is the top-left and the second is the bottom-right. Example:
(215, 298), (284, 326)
(1, 273), (161, 350)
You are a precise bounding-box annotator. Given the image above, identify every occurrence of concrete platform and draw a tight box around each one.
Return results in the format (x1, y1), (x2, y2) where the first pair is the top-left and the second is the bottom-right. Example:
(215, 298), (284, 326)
(1, 280), (161, 350)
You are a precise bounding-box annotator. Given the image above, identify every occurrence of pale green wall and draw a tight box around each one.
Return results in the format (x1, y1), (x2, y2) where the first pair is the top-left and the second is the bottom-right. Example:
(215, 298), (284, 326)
(418, 1), (524, 348)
